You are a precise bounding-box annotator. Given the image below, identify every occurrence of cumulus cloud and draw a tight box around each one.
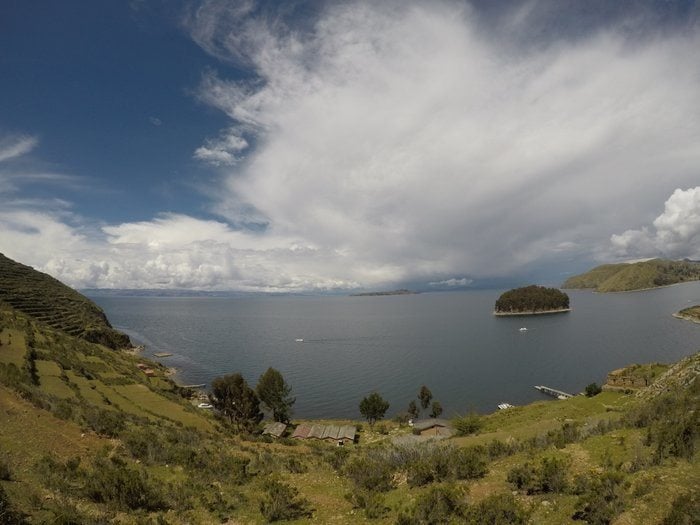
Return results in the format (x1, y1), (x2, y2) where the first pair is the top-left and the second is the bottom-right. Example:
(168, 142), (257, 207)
(3, 2), (700, 292)
(610, 187), (700, 260)
(184, 0), (700, 286)
(193, 128), (249, 166)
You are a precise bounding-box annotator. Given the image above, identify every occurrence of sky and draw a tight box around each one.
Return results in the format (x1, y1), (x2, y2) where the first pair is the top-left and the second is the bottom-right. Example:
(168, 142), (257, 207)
(1, 0), (699, 292)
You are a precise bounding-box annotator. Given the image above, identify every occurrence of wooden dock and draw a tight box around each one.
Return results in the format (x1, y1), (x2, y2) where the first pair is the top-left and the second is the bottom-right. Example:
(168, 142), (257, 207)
(534, 385), (574, 399)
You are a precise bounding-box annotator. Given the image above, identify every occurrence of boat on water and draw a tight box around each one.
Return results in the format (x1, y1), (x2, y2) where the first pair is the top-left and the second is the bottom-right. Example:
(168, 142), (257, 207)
(295, 338), (304, 342)
(497, 403), (514, 410)
(519, 327), (528, 332)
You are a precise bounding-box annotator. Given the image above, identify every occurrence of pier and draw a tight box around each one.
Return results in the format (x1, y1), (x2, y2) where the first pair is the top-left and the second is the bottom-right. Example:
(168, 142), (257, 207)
(534, 385), (574, 399)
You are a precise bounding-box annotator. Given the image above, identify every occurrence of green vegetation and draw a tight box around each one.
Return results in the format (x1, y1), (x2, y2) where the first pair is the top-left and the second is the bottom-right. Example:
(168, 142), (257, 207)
(585, 382), (602, 397)
(0, 254), (699, 523)
(359, 391), (390, 425)
(563, 258), (700, 292)
(210, 372), (263, 431)
(257, 367), (295, 423)
(0, 252), (130, 349)
(494, 285), (570, 314)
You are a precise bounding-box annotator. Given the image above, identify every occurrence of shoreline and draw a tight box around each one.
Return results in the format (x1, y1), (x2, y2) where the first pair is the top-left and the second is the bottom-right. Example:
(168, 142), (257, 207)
(566, 280), (699, 294)
(493, 308), (571, 317)
(672, 312), (700, 325)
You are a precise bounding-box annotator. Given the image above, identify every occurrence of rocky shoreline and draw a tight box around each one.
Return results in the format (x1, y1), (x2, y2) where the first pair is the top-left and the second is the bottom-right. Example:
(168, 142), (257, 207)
(493, 308), (571, 316)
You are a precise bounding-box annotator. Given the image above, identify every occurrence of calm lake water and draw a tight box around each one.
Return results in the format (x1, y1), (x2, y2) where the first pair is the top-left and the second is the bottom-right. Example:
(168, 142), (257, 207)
(90, 284), (700, 419)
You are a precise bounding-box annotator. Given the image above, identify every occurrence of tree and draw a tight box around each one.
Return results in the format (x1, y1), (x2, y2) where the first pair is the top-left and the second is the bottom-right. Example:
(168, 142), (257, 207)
(256, 367), (295, 423)
(585, 383), (602, 397)
(210, 373), (263, 431)
(419, 385), (433, 412)
(359, 392), (390, 426)
(407, 400), (419, 419)
(430, 401), (443, 418)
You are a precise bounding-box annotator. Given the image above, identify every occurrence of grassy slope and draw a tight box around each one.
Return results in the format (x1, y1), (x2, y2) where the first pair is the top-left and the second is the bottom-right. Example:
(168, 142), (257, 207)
(562, 259), (700, 292)
(0, 253), (130, 349)
(676, 305), (700, 323)
(0, 254), (698, 523)
(1, 302), (697, 523)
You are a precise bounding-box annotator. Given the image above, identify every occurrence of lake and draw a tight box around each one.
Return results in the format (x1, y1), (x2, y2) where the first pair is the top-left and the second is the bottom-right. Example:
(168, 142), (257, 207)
(90, 284), (700, 419)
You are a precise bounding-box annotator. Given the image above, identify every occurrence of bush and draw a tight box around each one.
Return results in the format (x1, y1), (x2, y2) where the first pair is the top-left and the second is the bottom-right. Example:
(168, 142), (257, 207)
(507, 454), (569, 494)
(84, 458), (167, 511)
(452, 412), (483, 436)
(466, 493), (530, 524)
(344, 453), (394, 492)
(585, 382), (602, 397)
(572, 470), (627, 524)
(0, 485), (24, 525)
(661, 490), (699, 525)
(453, 447), (488, 480)
(345, 489), (389, 519)
(259, 479), (313, 522)
(400, 484), (467, 524)
(82, 407), (125, 437)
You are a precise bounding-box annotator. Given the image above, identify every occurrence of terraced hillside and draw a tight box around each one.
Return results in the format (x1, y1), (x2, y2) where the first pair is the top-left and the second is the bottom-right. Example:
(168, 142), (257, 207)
(0, 253), (129, 349)
(562, 258), (700, 292)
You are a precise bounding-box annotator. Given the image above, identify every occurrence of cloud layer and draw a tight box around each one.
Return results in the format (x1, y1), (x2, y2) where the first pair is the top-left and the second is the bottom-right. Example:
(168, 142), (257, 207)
(2, 1), (700, 291)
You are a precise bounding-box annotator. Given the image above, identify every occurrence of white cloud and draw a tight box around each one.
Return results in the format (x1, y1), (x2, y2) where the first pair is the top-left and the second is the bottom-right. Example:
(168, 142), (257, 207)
(3, 3), (700, 292)
(193, 128), (249, 166)
(185, 1), (700, 286)
(429, 278), (473, 287)
(610, 187), (700, 260)
(0, 135), (37, 162)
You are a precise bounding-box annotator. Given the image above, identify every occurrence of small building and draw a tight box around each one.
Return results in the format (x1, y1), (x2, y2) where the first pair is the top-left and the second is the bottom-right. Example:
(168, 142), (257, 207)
(262, 422), (287, 438)
(412, 418), (454, 437)
(292, 423), (356, 445)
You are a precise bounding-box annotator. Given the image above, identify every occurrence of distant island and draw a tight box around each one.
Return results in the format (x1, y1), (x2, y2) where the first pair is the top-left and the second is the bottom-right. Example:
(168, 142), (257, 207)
(562, 258), (700, 293)
(494, 285), (570, 316)
(350, 289), (418, 297)
(673, 305), (700, 324)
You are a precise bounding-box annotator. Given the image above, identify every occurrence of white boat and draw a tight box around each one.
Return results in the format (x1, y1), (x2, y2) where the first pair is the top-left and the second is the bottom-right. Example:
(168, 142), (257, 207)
(519, 327), (528, 332)
(295, 338), (304, 342)
(498, 403), (514, 410)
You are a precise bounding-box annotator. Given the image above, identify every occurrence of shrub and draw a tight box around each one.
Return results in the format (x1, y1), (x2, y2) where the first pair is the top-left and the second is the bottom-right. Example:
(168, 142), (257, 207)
(453, 447), (488, 480)
(452, 412), (483, 435)
(84, 458), (167, 511)
(259, 479), (313, 522)
(0, 484), (24, 525)
(585, 383), (602, 397)
(402, 484), (467, 524)
(466, 493), (530, 525)
(661, 490), (699, 525)
(345, 489), (389, 519)
(344, 453), (394, 492)
(572, 470), (627, 524)
(507, 455), (569, 494)
(82, 407), (125, 437)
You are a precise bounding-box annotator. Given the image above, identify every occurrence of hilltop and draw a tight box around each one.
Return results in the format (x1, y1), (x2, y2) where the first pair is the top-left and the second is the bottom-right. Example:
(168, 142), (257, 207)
(0, 253), (130, 349)
(562, 258), (700, 293)
(0, 259), (698, 523)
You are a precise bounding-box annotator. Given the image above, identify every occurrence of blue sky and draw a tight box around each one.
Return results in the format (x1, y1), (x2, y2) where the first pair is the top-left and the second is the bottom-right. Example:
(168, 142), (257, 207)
(1, 1), (700, 291)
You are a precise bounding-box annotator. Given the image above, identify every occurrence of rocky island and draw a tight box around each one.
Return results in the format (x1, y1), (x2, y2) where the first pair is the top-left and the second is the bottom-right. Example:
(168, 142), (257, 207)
(494, 285), (570, 316)
(673, 305), (700, 324)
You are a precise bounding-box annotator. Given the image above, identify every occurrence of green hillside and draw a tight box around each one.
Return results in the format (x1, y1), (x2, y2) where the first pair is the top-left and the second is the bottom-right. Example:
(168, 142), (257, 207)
(0, 259), (698, 524)
(0, 253), (130, 349)
(562, 259), (700, 292)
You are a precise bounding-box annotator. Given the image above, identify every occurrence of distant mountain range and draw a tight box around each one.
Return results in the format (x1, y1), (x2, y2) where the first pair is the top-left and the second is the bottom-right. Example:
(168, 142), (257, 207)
(562, 258), (700, 292)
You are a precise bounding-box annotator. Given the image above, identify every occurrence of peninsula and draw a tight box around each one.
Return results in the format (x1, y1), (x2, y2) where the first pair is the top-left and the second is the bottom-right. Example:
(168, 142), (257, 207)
(673, 305), (700, 324)
(494, 285), (570, 316)
(562, 258), (700, 292)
